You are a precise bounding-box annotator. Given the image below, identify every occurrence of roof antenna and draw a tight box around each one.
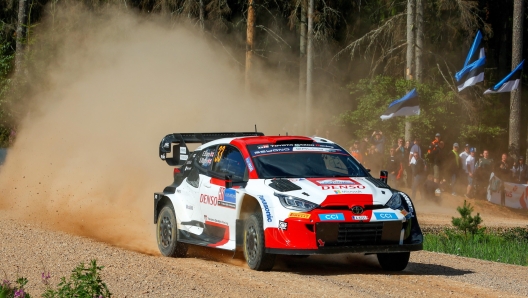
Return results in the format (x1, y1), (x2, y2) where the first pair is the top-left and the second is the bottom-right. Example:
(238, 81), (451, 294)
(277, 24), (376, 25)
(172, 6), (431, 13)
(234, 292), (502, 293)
(254, 124), (257, 134)
(286, 132), (288, 136)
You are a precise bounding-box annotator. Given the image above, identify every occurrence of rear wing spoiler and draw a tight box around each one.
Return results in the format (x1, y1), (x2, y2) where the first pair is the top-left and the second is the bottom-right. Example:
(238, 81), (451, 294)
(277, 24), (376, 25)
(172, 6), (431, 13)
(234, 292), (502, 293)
(159, 132), (264, 166)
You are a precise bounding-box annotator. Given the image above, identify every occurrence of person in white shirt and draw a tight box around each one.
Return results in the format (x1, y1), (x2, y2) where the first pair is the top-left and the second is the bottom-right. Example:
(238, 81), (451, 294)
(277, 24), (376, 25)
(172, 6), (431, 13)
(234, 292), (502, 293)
(465, 148), (476, 198)
(459, 144), (470, 174)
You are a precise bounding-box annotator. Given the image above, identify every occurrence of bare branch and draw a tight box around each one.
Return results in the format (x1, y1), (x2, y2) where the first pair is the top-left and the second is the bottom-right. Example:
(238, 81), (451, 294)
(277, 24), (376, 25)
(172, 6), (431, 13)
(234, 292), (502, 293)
(333, 13), (405, 61)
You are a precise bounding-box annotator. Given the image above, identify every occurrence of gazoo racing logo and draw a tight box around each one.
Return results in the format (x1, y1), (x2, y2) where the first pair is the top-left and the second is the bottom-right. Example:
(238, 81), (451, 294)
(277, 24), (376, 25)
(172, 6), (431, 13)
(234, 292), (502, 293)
(317, 180), (356, 185)
(258, 195), (273, 222)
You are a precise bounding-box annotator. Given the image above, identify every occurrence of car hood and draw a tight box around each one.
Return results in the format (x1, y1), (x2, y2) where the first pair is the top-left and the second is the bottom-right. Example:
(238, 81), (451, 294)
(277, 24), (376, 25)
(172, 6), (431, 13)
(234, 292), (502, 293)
(262, 177), (393, 207)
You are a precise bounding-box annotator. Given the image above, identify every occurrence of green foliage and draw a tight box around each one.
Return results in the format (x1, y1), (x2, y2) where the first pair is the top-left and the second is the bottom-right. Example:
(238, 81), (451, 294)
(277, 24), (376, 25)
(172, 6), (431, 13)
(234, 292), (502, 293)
(0, 37), (14, 148)
(500, 226), (528, 243)
(424, 228), (528, 266)
(451, 200), (483, 236)
(42, 260), (111, 298)
(337, 75), (461, 147)
(0, 277), (31, 298)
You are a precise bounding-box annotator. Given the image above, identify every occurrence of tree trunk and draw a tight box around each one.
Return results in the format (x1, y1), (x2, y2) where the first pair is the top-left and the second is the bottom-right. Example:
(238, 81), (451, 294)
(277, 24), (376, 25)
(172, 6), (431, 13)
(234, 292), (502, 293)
(415, 0), (423, 82)
(245, 0), (256, 94)
(405, 0), (415, 143)
(15, 0), (28, 74)
(305, 0), (314, 136)
(199, 0), (205, 30)
(299, 0), (307, 134)
(511, 0), (523, 159)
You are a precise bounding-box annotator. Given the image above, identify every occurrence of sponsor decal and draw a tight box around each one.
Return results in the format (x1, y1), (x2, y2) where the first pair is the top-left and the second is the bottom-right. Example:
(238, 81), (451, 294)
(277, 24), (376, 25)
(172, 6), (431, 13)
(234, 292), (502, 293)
(373, 212), (398, 220)
(309, 178), (359, 186)
(353, 215), (368, 220)
(287, 178), (305, 182)
(223, 188), (237, 203)
(257, 145), (269, 149)
(180, 154), (188, 160)
(186, 205), (193, 210)
(201, 187), (236, 209)
(253, 148), (291, 155)
(278, 221), (288, 230)
(200, 193), (217, 206)
(292, 147), (338, 152)
(199, 157), (213, 167)
(288, 212), (311, 219)
(245, 157), (254, 172)
(317, 239), (325, 247)
(318, 213), (345, 221)
(318, 179), (356, 185)
(258, 195), (273, 222)
(163, 142), (170, 148)
(218, 187), (236, 209)
(160, 154), (165, 159)
(400, 209), (408, 217)
(334, 190), (363, 194)
(204, 215), (228, 226)
(180, 147), (186, 154)
(322, 185), (366, 190)
(176, 189), (182, 193)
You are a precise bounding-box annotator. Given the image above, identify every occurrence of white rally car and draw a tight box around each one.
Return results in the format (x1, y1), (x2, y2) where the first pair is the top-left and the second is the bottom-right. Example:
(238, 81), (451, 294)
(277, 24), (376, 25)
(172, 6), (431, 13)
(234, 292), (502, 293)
(154, 133), (423, 271)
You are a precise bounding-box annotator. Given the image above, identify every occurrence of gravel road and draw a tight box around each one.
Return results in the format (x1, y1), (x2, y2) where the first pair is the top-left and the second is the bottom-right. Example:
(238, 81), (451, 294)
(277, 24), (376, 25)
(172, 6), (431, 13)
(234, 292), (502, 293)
(2, 209), (528, 298)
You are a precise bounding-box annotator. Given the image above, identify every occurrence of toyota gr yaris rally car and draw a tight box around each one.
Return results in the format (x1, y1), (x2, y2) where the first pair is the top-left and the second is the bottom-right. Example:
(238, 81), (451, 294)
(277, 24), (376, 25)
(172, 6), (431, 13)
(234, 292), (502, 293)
(154, 132), (423, 271)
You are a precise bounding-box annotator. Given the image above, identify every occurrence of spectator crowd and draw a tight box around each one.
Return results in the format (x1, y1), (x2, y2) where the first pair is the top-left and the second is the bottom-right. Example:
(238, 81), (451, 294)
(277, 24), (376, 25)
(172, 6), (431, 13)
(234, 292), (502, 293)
(348, 131), (528, 201)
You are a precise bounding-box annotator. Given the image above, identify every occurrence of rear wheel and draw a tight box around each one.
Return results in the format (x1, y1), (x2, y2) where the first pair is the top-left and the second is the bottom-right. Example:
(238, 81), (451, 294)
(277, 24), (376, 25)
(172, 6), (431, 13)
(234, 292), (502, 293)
(376, 252), (410, 271)
(243, 213), (276, 271)
(157, 205), (188, 257)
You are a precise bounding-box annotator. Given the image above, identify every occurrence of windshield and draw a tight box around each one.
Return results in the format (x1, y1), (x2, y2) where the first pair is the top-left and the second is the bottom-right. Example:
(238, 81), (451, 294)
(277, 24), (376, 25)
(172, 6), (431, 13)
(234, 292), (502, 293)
(247, 143), (368, 179)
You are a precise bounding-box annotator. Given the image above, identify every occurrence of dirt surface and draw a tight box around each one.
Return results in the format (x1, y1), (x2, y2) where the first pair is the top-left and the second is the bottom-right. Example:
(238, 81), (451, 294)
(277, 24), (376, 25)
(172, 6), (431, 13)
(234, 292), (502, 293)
(411, 190), (528, 228)
(2, 200), (528, 298)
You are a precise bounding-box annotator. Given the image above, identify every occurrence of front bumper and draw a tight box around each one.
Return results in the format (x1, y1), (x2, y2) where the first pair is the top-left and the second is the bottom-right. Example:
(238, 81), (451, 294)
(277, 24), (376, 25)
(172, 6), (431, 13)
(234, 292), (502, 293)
(264, 209), (423, 254)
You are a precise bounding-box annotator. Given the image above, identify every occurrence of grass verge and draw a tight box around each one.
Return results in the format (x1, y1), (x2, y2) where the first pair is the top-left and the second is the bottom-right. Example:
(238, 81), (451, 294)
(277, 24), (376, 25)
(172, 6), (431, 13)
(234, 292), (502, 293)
(423, 227), (528, 266)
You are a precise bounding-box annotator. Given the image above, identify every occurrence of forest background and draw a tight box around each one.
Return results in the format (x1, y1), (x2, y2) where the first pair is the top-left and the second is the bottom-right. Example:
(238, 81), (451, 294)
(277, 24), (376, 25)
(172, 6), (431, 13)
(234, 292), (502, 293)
(1, 0), (527, 159)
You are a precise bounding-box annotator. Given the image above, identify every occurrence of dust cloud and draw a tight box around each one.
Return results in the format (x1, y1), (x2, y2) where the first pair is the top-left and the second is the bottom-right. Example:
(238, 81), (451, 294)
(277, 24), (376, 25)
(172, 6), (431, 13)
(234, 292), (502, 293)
(0, 5), (297, 254)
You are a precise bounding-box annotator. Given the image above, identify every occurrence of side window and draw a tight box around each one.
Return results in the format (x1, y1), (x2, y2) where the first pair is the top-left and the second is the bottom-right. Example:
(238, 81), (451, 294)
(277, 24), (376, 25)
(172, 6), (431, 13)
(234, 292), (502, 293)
(197, 147), (216, 170)
(212, 145), (247, 181)
(186, 167), (200, 188)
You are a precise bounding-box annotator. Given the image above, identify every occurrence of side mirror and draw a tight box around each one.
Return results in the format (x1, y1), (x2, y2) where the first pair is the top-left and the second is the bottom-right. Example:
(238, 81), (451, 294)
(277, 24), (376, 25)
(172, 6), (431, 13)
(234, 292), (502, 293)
(366, 168), (371, 173)
(380, 170), (388, 184)
(225, 175), (233, 188)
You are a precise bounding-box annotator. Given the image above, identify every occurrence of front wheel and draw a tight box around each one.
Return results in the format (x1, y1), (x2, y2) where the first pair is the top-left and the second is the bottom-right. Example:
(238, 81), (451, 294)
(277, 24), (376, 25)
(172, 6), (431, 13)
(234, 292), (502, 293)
(157, 205), (188, 257)
(376, 252), (410, 271)
(243, 213), (276, 271)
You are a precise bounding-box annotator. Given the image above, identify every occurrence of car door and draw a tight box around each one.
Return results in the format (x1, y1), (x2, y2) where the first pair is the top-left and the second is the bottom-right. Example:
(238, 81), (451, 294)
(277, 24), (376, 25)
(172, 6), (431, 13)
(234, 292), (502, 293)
(179, 147), (216, 237)
(199, 144), (247, 249)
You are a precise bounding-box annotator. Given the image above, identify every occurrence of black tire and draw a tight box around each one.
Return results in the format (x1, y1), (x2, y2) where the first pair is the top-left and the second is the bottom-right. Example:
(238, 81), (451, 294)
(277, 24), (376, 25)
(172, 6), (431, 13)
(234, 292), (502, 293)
(157, 205), (188, 257)
(243, 213), (276, 271)
(376, 252), (410, 271)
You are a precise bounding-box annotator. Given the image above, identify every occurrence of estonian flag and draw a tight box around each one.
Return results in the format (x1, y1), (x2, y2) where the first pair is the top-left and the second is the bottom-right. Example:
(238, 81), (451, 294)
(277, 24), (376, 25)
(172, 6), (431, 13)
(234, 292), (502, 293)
(380, 89), (420, 120)
(455, 31), (485, 92)
(484, 60), (524, 94)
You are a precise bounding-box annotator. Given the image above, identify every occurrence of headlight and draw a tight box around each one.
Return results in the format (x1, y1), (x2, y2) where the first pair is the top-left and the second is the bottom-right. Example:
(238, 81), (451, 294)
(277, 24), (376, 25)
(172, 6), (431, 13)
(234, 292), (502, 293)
(274, 193), (319, 211)
(385, 193), (403, 210)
